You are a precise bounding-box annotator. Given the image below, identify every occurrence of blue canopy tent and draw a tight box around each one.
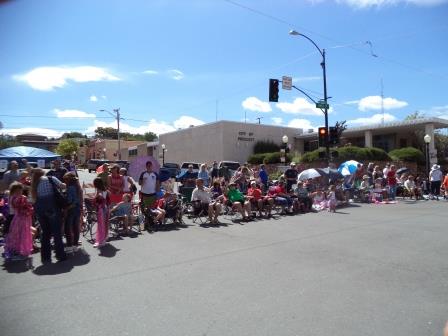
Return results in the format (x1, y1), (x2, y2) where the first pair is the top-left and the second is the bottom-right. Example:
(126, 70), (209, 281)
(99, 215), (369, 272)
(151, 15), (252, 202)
(0, 146), (61, 170)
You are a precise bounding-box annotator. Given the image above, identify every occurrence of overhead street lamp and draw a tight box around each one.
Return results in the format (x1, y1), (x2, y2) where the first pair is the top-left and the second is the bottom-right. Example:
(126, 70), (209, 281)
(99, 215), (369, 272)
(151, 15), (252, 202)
(289, 29), (330, 164)
(424, 134), (431, 178)
(99, 108), (121, 160)
(282, 135), (288, 164)
(161, 144), (167, 166)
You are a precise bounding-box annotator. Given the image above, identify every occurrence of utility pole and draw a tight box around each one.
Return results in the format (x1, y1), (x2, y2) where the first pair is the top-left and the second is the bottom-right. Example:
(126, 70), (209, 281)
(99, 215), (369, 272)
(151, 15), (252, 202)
(99, 108), (121, 160)
(256, 117), (263, 124)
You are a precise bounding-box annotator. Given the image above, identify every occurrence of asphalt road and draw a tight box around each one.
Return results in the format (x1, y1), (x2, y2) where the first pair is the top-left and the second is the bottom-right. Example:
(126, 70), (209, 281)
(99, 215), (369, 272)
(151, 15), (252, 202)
(1, 172), (447, 336)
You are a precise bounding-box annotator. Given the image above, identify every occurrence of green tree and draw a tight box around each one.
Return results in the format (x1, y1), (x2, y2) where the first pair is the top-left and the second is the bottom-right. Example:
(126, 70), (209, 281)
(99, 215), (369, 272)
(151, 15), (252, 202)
(253, 140), (280, 154)
(0, 135), (21, 149)
(404, 111), (425, 121)
(143, 131), (158, 142)
(94, 127), (118, 139)
(56, 139), (79, 157)
(61, 132), (86, 139)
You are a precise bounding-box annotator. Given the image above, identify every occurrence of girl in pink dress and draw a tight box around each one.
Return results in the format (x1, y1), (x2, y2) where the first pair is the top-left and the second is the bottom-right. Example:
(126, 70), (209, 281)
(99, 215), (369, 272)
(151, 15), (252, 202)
(93, 177), (111, 248)
(4, 182), (33, 259)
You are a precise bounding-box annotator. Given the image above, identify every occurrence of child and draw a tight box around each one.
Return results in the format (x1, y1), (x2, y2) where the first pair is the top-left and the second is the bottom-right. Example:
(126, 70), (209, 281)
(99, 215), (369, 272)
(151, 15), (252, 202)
(63, 172), (82, 252)
(4, 182), (33, 260)
(327, 185), (337, 212)
(110, 193), (132, 234)
(152, 192), (167, 225)
(311, 188), (327, 211)
(93, 177), (111, 248)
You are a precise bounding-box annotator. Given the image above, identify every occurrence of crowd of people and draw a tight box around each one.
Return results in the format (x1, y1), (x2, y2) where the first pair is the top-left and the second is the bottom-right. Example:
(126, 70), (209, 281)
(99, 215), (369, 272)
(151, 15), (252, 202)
(0, 158), (447, 265)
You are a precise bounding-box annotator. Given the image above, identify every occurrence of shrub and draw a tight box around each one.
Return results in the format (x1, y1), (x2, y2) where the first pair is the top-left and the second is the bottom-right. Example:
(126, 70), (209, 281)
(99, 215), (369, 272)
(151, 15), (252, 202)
(389, 147), (424, 163)
(253, 140), (280, 154)
(264, 152), (292, 164)
(299, 146), (391, 163)
(247, 153), (267, 164)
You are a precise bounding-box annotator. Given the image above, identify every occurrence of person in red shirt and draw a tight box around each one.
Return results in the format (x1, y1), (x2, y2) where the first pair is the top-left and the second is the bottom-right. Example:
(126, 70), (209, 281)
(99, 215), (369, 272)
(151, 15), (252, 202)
(386, 164), (398, 201)
(247, 181), (274, 217)
(268, 181), (293, 214)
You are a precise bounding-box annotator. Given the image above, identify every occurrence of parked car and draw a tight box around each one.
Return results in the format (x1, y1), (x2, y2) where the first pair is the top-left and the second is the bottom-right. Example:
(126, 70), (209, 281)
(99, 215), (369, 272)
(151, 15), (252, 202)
(218, 161), (240, 176)
(162, 162), (180, 178)
(177, 162), (200, 180)
(87, 159), (109, 173)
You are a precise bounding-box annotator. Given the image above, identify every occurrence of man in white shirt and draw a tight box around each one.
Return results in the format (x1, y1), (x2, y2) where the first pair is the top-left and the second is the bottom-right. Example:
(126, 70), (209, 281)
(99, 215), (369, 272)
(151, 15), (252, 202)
(382, 163), (390, 179)
(138, 161), (160, 208)
(429, 164), (443, 200)
(191, 178), (222, 224)
(404, 175), (420, 200)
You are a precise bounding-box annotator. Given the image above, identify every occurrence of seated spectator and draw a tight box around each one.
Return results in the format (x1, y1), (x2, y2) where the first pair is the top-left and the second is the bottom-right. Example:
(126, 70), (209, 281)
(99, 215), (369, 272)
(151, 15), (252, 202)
(294, 181), (312, 212)
(359, 175), (371, 191)
(191, 178), (222, 224)
(404, 175), (421, 200)
(311, 188), (327, 211)
(304, 178), (316, 193)
(247, 181), (273, 217)
(210, 180), (224, 201)
(110, 193), (132, 234)
(198, 164), (210, 187)
(179, 165), (198, 188)
(226, 183), (251, 221)
(268, 180), (293, 214)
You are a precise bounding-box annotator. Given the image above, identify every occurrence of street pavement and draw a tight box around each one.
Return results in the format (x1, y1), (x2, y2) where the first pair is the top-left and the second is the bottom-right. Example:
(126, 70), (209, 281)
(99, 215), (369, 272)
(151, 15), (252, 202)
(1, 172), (447, 336)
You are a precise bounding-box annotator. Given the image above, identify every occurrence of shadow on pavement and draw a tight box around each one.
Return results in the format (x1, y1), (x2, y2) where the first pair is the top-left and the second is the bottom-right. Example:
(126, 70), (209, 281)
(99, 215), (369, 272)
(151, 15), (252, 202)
(2, 257), (33, 273)
(98, 243), (120, 258)
(32, 248), (91, 275)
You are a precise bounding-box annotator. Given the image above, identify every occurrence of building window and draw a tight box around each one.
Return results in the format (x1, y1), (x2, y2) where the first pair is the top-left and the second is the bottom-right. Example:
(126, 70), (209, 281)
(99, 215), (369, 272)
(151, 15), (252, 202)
(147, 147), (153, 156)
(129, 149), (137, 156)
(399, 138), (407, 148)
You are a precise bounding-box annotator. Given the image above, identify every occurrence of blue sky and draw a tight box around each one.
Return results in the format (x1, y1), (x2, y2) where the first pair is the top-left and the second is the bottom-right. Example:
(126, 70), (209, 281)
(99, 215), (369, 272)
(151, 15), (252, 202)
(1, 0), (447, 137)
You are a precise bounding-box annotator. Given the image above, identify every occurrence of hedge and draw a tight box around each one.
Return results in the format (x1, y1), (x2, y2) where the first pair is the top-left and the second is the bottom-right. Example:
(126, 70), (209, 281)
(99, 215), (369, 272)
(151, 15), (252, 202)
(253, 140), (280, 154)
(389, 147), (424, 163)
(247, 152), (292, 164)
(299, 146), (391, 163)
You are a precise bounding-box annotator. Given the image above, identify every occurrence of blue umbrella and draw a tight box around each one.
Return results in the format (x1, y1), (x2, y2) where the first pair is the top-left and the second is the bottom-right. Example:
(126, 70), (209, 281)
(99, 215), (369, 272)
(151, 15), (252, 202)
(338, 160), (362, 176)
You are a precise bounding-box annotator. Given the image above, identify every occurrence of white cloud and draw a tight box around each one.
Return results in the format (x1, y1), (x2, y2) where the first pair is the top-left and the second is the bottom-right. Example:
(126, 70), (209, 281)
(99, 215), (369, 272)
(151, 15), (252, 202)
(347, 113), (398, 126)
(242, 97), (272, 113)
(287, 119), (317, 131)
(293, 76), (321, 82)
(142, 70), (158, 75)
(167, 69), (184, 80)
(356, 95), (408, 111)
(173, 116), (205, 129)
(1, 127), (63, 138)
(84, 115), (204, 136)
(276, 98), (324, 116)
(90, 95), (98, 102)
(13, 66), (119, 91)
(101, 95), (107, 100)
(271, 117), (283, 125)
(54, 108), (96, 118)
(332, 0), (448, 8)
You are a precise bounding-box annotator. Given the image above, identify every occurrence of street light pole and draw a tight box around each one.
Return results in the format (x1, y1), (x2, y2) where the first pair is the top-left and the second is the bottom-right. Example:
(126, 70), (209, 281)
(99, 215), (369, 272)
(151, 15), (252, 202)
(424, 134), (431, 178)
(282, 135), (288, 164)
(161, 144), (166, 166)
(289, 30), (330, 165)
(99, 108), (121, 160)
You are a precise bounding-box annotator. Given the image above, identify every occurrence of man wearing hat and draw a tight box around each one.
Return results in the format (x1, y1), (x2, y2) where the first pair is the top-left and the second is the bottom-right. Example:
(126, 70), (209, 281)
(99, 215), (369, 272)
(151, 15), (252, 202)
(429, 164), (443, 200)
(284, 162), (298, 192)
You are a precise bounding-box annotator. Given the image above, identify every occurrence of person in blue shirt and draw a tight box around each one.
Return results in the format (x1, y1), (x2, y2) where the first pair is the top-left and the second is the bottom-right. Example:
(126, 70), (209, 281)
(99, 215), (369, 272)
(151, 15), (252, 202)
(258, 164), (268, 192)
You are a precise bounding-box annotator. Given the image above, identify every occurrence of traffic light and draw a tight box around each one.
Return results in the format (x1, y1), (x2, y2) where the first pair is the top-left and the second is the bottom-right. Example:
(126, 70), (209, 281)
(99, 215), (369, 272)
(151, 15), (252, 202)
(329, 126), (339, 145)
(318, 127), (327, 148)
(269, 79), (279, 102)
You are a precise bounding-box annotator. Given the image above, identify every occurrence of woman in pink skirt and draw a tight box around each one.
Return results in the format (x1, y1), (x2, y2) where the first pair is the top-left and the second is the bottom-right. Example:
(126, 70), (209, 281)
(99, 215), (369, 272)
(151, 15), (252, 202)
(4, 182), (33, 259)
(93, 177), (111, 248)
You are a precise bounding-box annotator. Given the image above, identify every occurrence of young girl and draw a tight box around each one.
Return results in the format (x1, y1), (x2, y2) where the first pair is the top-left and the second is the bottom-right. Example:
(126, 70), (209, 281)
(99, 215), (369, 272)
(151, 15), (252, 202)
(311, 188), (327, 211)
(327, 185), (337, 212)
(63, 172), (82, 252)
(4, 182), (33, 260)
(93, 177), (111, 248)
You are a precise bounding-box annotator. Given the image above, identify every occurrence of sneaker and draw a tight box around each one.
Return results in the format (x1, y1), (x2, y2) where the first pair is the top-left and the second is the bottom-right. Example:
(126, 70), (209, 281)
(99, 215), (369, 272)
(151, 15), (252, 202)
(93, 242), (99, 248)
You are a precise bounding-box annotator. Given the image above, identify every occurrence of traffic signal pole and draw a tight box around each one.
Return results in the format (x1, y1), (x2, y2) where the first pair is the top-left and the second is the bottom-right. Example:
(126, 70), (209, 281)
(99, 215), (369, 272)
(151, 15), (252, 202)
(322, 49), (330, 166)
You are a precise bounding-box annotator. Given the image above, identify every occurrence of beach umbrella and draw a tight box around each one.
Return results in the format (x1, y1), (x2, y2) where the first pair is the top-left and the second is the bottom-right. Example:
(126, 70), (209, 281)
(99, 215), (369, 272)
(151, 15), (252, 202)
(298, 168), (322, 181)
(396, 167), (409, 175)
(128, 156), (160, 182)
(316, 167), (344, 182)
(338, 160), (362, 176)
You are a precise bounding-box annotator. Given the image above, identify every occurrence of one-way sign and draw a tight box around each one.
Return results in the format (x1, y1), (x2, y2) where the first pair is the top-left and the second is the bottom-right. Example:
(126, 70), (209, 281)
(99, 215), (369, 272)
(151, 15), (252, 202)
(282, 76), (292, 90)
